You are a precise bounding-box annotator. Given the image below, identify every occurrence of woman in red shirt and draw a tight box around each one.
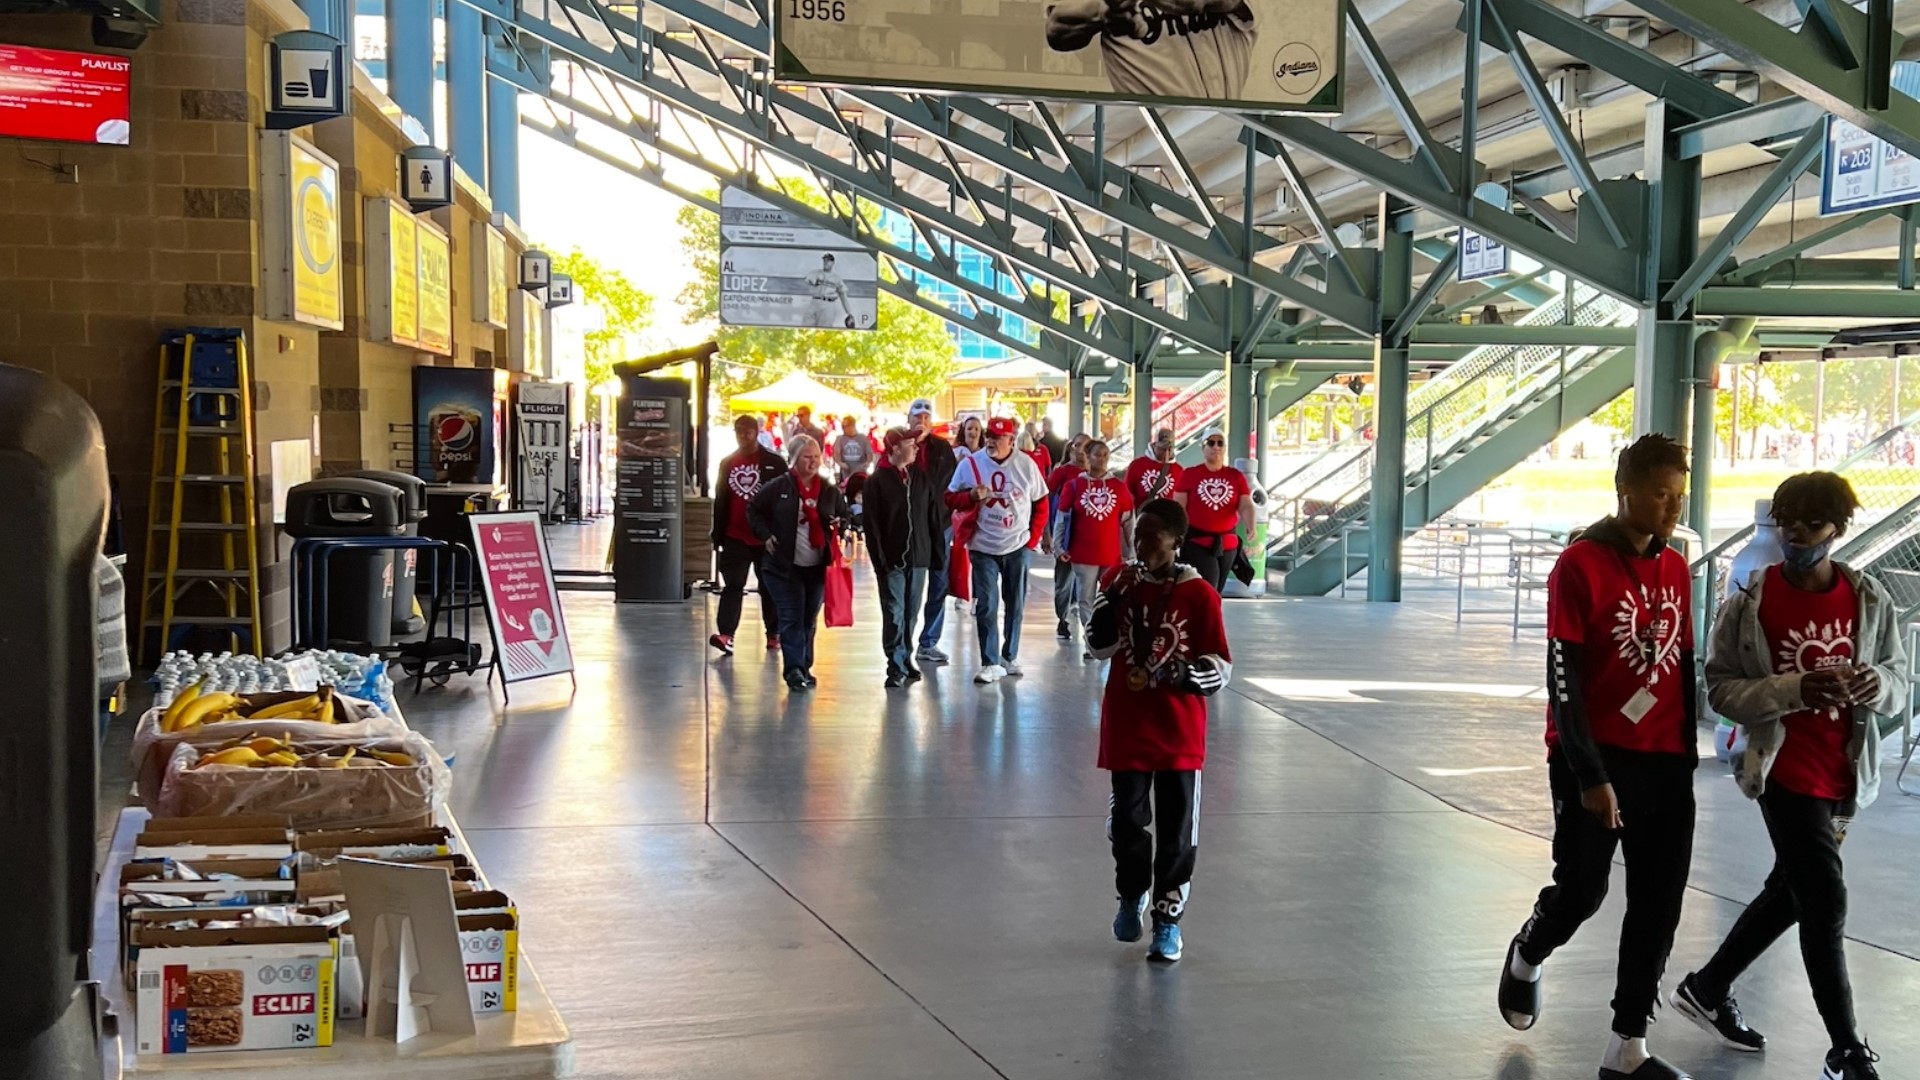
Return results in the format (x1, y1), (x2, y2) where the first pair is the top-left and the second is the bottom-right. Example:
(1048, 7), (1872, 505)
(1171, 431), (1250, 593)
(1673, 473), (1911, 1080)
(1054, 439), (1133, 653)
(1045, 434), (1091, 639)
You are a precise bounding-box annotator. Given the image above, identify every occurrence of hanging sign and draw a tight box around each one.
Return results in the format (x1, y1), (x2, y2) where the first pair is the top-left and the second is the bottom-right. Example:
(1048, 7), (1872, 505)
(416, 221), (453, 355)
(468, 511), (575, 685)
(267, 29), (347, 130)
(545, 274), (575, 308)
(400, 145), (453, 211)
(1819, 62), (1920, 215)
(1458, 181), (1510, 282)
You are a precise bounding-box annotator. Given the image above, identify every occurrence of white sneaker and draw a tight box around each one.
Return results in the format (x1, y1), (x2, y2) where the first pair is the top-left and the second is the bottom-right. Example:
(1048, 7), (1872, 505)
(974, 665), (1005, 684)
(1002, 660), (1023, 677)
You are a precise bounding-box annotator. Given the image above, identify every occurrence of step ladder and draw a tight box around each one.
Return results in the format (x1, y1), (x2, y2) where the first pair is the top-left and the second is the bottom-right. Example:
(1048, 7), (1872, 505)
(137, 328), (264, 662)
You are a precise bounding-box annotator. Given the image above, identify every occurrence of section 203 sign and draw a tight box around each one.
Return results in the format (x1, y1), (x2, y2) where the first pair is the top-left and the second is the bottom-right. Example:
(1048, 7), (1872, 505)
(774, 0), (1343, 113)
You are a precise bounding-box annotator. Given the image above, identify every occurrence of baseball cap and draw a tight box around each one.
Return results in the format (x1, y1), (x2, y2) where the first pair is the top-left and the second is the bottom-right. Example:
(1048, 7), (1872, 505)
(987, 416), (1019, 439)
(883, 427), (915, 453)
(908, 398), (934, 417)
(1153, 427), (1177, 447)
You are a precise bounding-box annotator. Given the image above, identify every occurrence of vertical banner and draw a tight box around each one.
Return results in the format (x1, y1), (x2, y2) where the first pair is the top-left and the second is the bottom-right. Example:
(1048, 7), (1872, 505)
(472, 223), (511, 329)
(413, 366), (501, 485)
(261, 131), (344, 329)
(614, 376), (687, 603)
(468, 511), (573, 684)
(514, 382), (568, 519)
(390, 207), (420, 347)
(417, 222), (453, 355)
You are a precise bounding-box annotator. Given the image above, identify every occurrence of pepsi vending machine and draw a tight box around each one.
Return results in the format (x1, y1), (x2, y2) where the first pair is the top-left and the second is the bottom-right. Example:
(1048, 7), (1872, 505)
(412, 366), (508, 491)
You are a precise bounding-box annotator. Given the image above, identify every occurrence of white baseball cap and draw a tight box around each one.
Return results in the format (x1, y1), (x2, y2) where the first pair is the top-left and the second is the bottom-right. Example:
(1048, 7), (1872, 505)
(908, 398), (934, 417)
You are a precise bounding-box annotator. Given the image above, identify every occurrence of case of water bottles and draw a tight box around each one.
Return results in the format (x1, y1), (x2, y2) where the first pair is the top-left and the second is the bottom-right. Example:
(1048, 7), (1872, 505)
(152, 650), (396, 714)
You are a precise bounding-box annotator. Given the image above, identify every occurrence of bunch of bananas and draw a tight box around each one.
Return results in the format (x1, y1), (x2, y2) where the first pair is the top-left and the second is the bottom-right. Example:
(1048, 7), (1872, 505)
(191, 735), (416, 770)
(159, 683), (339, 733)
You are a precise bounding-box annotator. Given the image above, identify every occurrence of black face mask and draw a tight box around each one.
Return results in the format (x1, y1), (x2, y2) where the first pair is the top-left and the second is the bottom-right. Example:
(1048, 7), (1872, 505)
(1782, 538), (1832, 574)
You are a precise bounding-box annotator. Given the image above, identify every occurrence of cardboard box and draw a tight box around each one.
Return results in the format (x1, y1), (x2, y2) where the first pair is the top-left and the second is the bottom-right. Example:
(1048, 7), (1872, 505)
(336, 891), (518, 1020)
(133, 926), (337, 1054)
(293, 826), (453, 867)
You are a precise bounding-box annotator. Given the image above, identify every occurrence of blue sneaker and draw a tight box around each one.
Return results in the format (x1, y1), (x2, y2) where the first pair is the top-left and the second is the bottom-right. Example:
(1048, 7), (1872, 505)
(1148, 922), (1183, 963)
(1113, 894), (1148, 943)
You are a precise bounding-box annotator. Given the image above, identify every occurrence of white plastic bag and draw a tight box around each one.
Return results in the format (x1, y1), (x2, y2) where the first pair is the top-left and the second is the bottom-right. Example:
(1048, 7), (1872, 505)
(131, 693), (408, 809)
(156, 733), (450, 830)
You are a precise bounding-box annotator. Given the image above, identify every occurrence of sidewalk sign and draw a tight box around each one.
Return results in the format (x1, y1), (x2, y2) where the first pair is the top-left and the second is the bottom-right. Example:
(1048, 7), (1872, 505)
(468, 510), (575, 700)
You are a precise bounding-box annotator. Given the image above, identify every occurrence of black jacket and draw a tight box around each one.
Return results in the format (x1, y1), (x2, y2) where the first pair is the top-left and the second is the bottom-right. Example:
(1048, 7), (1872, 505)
(863, 466), (946, 572)
(914, 433), (958, 527)
(748, 473), (851, 573)
(711, 446), (787, 547)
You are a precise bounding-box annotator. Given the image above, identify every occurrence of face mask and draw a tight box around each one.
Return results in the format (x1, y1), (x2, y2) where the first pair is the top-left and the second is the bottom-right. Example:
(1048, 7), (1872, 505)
(1781, 539), (1832, 573)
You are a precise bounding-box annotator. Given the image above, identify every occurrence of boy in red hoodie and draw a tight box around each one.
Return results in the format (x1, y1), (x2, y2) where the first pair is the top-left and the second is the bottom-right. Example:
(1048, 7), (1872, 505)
(1088, 498), (1232, 963)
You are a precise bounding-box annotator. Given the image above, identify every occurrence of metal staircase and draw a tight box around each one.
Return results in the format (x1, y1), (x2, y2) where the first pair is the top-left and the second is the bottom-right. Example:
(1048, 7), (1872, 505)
(1265, 282), (1639, 595)
(1109, 371), (1227, 460)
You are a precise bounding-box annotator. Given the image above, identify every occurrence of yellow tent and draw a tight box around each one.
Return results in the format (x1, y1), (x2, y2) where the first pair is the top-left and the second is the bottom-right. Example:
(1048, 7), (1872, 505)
(728, 372), (867, 417)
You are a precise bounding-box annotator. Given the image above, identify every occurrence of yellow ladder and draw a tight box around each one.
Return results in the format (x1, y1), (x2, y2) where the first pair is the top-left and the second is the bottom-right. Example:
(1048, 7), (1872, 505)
(137, 329), (264, 663)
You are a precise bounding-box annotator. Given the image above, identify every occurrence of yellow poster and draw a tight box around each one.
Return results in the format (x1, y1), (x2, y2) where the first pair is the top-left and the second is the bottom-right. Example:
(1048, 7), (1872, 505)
(522, 291), (545, 376)
(487, 227), (510, 329)
(417, 223), (453, 355)
(389, 204), (420, 348)
(290, 140), (342, 328)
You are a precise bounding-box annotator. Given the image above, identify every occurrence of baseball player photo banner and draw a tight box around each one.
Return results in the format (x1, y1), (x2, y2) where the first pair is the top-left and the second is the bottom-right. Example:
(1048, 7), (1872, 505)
(719, 246), (880, 330)
(774, 0), (1343, 113)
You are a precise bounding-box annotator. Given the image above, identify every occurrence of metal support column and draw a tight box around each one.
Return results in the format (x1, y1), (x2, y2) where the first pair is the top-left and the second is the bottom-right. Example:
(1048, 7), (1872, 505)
(1635, 102), (1702, 439)
(486, 73), (522, 221)
(295, 0), (347, 36)
(1067, 371), (1087, 438)
(1369, 196), (1415, 603)
(385, 0), (435, 137)
(1226, 353), (1254, 461)
(447, 0), (488, 180)
(1131, 362), (1155, 454)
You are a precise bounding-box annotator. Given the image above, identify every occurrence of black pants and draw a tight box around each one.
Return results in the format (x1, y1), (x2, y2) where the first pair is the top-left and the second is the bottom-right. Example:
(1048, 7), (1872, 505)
(1515, 748), (1695, 1037)
(762, 560), (825, 675)
(1180, 539), (1231, 594)
(1694, 786), (1857, 1050)
(715, 539), (774, 638)
(1110, 770), (1201, 925)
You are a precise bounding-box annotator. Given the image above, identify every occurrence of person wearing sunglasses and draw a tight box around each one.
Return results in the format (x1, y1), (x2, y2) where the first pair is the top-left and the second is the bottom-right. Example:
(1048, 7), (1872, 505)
(1171, 430), (1251, 593)
(1670, 472), (1910, 1080)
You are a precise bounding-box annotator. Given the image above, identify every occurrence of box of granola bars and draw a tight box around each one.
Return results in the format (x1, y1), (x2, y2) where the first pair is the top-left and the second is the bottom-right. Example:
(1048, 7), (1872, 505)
(132, 925), (337, 1054)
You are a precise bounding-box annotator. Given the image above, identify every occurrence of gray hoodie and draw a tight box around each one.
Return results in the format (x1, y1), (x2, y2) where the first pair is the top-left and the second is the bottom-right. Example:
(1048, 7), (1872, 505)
(1706, 562), (1912, 815)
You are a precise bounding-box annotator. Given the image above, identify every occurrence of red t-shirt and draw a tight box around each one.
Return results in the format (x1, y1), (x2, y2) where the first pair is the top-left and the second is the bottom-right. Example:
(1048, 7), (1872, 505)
(1758, 564), (1858, 800)
(1047, 463), (1083, 498)
(1176, 464), (1250, 548)
(1064, 474), (1134, 568)
(1544, 538), (1694, 756)
(719, 451), (767, 546)
(1098, 568), (1230, 772)
(1125, 456), (1183, 507)
(1027, 447), (1052, 477)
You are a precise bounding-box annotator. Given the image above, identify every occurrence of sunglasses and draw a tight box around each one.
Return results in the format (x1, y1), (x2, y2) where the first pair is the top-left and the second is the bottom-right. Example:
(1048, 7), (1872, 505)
(1204, 439), (1226, 448)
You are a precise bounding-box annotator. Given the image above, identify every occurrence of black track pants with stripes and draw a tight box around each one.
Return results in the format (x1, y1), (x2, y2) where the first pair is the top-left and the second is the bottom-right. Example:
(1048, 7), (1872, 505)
(1110, 770), (1201, 925)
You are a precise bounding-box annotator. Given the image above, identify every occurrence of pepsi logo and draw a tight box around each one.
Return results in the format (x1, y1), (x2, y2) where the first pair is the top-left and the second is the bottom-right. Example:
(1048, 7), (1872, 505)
(438, 413), (476, 452)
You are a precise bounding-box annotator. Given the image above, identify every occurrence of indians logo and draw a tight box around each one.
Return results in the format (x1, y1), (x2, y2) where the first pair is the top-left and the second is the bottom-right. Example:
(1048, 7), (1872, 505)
(1194, 476), (1238, 512)
(1776, 617), (1855, 718)
(1611, 585), (1684, 682)
(1079, 482), (1120, 521)
(727, 464), (760, 500)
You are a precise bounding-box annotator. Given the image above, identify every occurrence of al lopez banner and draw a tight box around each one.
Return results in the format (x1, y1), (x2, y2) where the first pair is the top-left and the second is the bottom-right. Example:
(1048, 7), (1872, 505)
(774, 0), (1343, 113)
(719, 246), (879, 330)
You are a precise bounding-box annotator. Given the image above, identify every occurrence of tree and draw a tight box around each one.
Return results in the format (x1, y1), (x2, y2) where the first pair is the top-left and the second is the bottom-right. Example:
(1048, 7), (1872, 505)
(676, 182), (959, 412)
(552, 249), (656, 391)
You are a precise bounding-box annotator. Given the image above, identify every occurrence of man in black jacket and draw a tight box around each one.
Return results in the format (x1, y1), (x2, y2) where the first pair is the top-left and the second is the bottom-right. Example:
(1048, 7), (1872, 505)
(905, 399), (961, 666)
(709, 415), (788, 655)
(866, 427), (946, 688)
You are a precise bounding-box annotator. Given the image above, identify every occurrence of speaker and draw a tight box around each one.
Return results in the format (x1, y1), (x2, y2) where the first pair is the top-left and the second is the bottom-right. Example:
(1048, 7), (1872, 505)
(91, 15), (148, 50)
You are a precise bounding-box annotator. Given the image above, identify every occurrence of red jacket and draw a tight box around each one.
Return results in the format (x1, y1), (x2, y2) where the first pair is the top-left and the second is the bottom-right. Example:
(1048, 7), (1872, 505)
(1089, 565), (1231, 772)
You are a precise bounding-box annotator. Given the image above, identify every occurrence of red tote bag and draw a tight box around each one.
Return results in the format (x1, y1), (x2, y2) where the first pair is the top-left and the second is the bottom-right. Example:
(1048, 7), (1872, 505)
(946, 457), (980, 602)
(824, 541), (855, 628)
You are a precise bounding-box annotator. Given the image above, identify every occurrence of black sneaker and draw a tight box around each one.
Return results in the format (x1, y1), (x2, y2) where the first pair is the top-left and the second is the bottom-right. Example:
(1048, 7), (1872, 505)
(1599, 1055), (1690, 1080)
(1498, 936), (1541, 1031)
(783, 669), (809, 691)
(1824, 1044), (1881, 1080)
(1671, 974), (1764, 1052)
(885, 672), (904, 689)
(903, 665), (922, 682)
(802, 669), (818, 688)
(1057, 619), (1071, 639)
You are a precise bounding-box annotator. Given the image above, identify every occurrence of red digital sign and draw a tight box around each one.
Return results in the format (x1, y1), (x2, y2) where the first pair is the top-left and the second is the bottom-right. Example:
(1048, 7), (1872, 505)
(0, 44), (132, 146)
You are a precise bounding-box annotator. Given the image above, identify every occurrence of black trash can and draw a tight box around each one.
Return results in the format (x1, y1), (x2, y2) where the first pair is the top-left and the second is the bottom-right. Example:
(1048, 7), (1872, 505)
(284, 478), (406, 648)
(344, 470), (428, 636)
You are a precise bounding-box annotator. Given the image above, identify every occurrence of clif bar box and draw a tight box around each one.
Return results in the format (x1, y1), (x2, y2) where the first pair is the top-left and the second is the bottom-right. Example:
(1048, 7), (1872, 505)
(133, 926), (336, 1054)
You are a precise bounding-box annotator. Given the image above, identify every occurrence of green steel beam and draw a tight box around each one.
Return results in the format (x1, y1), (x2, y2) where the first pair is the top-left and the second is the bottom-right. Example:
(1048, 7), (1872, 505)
(1347, 7), (1458, 187)
(1694, 288), (1920, 317)
(1629, 0), (1920, 160)
(1387, 246), (1462, 345)
(1733, 258), (1907, 287)
(1675, 97), (1827, 159)
(1666, 122), (1827, 310)
(1434, 265), (1556, 319)
(1722, 209), (1898, 283)
(1410, 324), (1637, 346)
(1476, 0), (1748, 121)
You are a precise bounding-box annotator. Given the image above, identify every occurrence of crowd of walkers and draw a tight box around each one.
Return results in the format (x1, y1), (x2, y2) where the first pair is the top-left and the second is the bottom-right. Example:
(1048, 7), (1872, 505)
(710, 409), (1918, 1033)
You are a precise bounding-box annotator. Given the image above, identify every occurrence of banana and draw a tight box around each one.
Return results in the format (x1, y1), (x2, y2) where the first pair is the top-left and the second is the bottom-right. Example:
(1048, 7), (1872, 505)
(327, 747), (357, 769)
(172, 692), (243, 731)
(367, 749), (414, 767)
(261, 751), (301, 767)
(316, 687), (336, 725)
(197, 746), (262, 768)
(160, 680), (205, 733)
(249, 694), (321, 721)
(246, 736), (290, 755)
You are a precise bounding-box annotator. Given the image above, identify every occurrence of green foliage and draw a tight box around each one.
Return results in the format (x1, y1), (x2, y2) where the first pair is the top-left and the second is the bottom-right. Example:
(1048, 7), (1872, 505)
(676, 181), (960, 412)
(551, 249), (656, 391)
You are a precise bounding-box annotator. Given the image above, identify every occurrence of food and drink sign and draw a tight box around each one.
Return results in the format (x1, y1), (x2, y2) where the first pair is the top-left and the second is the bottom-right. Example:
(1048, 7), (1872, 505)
(0, 45), (132, 145)
(468, 511), (573, 685)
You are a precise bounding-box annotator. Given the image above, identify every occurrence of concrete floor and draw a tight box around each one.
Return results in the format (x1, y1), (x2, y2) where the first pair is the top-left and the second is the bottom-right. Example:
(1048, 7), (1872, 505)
(105, 521), (1920, 1079)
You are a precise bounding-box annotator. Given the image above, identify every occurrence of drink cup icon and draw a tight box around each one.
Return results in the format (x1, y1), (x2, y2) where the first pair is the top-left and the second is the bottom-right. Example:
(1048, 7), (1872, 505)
(308, 65), (330, 99)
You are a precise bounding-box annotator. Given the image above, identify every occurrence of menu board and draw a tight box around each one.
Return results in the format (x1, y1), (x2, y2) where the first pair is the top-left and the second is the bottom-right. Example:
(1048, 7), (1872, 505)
(417, 222), (453, 355)
(614, 377), (687, 603)
(0, 45), (131, 145)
